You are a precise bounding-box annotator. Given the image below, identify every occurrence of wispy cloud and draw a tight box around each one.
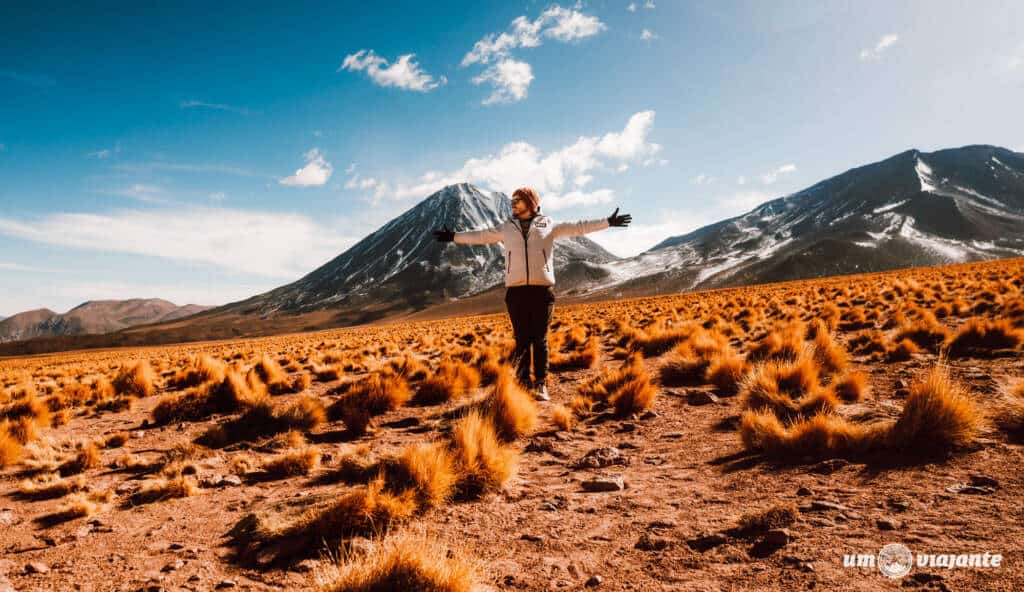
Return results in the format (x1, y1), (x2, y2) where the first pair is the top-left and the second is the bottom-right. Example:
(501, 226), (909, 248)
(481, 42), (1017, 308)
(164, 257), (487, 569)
(461, 4), (607, 66)
(208, 191), (226, 201)
(0, 207), (354, 279)
(180, 100), (261, 115)
(0, 69), (56, 87)
(640, 29), (658, 42)
(759, 163), (797, 185)
(472, 59), (534, 104)
(113, 161), (271, 179)
(104, 183), (173, 204)
(0, 262), (65, 273)
(348, 110), (662, 210)
(340, 50), (446, 92)
(859, 33), (899, 61)
(279, 148), (333, 187)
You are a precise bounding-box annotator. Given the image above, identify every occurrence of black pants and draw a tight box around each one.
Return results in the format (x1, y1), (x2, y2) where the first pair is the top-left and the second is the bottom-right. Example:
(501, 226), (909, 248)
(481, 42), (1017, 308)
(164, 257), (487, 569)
(505, 285), (554, 387)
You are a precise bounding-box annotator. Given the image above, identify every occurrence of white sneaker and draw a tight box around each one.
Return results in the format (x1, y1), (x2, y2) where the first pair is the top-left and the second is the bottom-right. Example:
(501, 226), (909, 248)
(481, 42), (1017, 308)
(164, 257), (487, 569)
(534, 384), (550, 401)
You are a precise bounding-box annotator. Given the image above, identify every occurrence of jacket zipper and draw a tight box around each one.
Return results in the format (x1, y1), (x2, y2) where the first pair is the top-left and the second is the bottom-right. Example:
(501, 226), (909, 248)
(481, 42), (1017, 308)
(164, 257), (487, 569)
(542, 248), (548, 271)
(523, 222), (530, 285)
(506, 251), (511, 276)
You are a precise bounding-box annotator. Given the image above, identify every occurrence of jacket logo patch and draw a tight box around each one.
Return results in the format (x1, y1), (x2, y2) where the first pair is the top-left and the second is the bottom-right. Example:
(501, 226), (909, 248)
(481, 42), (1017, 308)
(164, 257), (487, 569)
(534, 221), (548, 227)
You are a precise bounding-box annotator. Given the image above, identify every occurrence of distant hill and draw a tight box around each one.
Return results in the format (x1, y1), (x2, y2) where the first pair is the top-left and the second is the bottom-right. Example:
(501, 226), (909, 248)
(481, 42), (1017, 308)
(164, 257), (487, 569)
(0, 299), (210, 343)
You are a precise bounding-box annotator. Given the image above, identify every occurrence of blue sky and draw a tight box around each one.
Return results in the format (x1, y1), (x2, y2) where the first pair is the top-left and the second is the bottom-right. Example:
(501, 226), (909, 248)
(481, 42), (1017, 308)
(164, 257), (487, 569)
(2, 0), (1023, 316)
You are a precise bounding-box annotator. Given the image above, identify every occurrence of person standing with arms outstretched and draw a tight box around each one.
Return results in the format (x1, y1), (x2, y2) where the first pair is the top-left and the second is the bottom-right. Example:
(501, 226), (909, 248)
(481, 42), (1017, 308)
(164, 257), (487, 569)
(433, 187), (631, 400)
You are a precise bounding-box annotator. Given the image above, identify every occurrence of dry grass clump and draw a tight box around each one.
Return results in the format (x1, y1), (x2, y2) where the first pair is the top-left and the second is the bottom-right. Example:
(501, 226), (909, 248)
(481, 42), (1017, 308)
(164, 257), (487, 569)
(829, 371), (868, 402)
(18, 473), (88, 500)
(103, 431), (130, 448)
(480, 370), (536, 441)
(609, 366), (657, 417)
(201, 395), (327, 447)
(152, 370), (267, 424)
(549, 337), (599, 372)
(128, 476), (199, 505)
(328, 372), (413, 435)
(448, 411), (518, 498)
(382, 442), (457, 509)
(318, 533), (475, 592)
(414, 361), (481, 405)
(550, 404), (574, 431)
(112, 360), (155, 397)
(893, 311), (951, 352)
(740, 365), (981, 461)
(625, 322), (694, 357)
(809, 323), (848, 375)
(253, 479), (417, 548)
(578, 354), (646, 404)
(260, 446), (322, 478)
(58, 441), (101, 476)
(746, 323), (805, 363)
(252, 355), (309, 395)
(706, 349), (747, 396)
(888, 365), (981, 452)
(993, 380), (1024, 441)
(943, 318), (1024, 357)
(168, 355), (226, 389)
(883, 338), (920, 362)
(0, 424), (24, 467)
(34, 490), (113, 527)
(739, 410), (884, 459)
(735, 502), (799, 536)
(739, 357), (836, 421)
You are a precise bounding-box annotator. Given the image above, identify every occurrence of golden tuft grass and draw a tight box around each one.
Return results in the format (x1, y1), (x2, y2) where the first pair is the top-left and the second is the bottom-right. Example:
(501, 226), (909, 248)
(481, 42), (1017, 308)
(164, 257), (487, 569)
(152, 370), (266, 424)
(112, 360), (155, 397)
(0, 424), (24, 468)
(448, 411), (518, 498)
(550, 404), (574, 431)
(810, 325), (849, 375)
(944, 318), (1024, 357)
(414, 361), (481, 405)
(58, 441), (101, 476)
(18, 473), (88, 500)
(129, 476), (199, 505)
(610, 371), (657, 417)
(549, 337), (599, 372)
(168, 355), (226, 389)
(384, 442), (457, 509)
(889, 365), (981, 452)
(318, 533), (475, 592)
(830, 371), (869, 402)
(261, 446), (322, 478)
(993, 379), (1024, 440)
(481, 369), (536, 441)
(739, 410), (885, 459)
(739, 358), (833, 420)
(735, 502), (799, 535)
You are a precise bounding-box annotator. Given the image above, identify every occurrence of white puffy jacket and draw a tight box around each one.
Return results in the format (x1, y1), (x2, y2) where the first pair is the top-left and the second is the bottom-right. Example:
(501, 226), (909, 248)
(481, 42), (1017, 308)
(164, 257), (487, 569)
(453, 214), (610, 287)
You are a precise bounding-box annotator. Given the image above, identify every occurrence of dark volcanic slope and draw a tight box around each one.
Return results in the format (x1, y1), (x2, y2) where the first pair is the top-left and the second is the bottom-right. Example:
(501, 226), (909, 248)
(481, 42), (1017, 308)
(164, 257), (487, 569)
(224, 183), (619, 316)
(588, 145), (1024, 295)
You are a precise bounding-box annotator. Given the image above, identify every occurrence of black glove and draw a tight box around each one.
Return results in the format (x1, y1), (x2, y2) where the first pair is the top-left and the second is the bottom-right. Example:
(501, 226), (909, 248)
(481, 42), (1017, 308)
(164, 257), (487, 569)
(607, 207), (632, 227)
(432, 224), (455, 242)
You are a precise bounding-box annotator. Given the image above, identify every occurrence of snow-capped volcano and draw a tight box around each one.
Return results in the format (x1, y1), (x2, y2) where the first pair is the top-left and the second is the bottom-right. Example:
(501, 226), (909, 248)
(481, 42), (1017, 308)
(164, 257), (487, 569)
(579, 145), (1024, 296)
(228, 183), (618, 315)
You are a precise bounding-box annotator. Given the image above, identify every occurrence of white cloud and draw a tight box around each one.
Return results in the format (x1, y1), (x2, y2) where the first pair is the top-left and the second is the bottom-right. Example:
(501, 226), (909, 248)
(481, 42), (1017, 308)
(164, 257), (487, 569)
(354, 110), (661, 211)
(541, 5), (607, 42)
(180, 100), (260, 115)
(640, 29), (658, 42)
(690, 174), (715, 185)
(737, 175), (746, 185)
(340, 49), (446, 92)
(107, 183), (171, 204)
(644, 0), (656, 7)
(461, 4), (606, 66)
(0, 207), (354, 279)
(344, 174), (381, 190)
(627, 2), (637, 12)
(0, 262), (64, 273)
(859, 33), (899, 61)
(759, 163), (797, 185)
(208, 191), (226, 201)
(472, 59), (534, 104)
(280, 148), (333, 187)
(88, 149), (111, 159)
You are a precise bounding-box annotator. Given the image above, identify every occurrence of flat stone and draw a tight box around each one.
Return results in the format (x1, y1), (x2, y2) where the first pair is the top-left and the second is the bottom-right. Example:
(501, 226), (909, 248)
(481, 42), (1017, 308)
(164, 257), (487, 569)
(796, 487), (813, 497)
(687, 391), (720, 406)
(762, 528), (791, 547)
(808, 500), (848, 512)
(160, 560), (184, 572)
(809, 459), (850, 474)
(635, 533), (672, 551)
(969, 474), (1000, 488)
(24, 562), (49, 574)
(573, 447), (630, 469)
(520, 533), (545, 542)
(581, 475), (626, 492)
(214, 581), (237, 589)
(585, 574), (604, 587)
(220, 475), (243, 487)
(945, 483), (996, 495)
(877, 517), (902, 530)
(687, 532), (729, 551)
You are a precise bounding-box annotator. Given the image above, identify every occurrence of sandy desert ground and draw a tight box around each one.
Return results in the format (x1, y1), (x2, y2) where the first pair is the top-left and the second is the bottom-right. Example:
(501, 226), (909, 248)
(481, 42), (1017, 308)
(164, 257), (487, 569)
(2, 258), (1024, 591)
